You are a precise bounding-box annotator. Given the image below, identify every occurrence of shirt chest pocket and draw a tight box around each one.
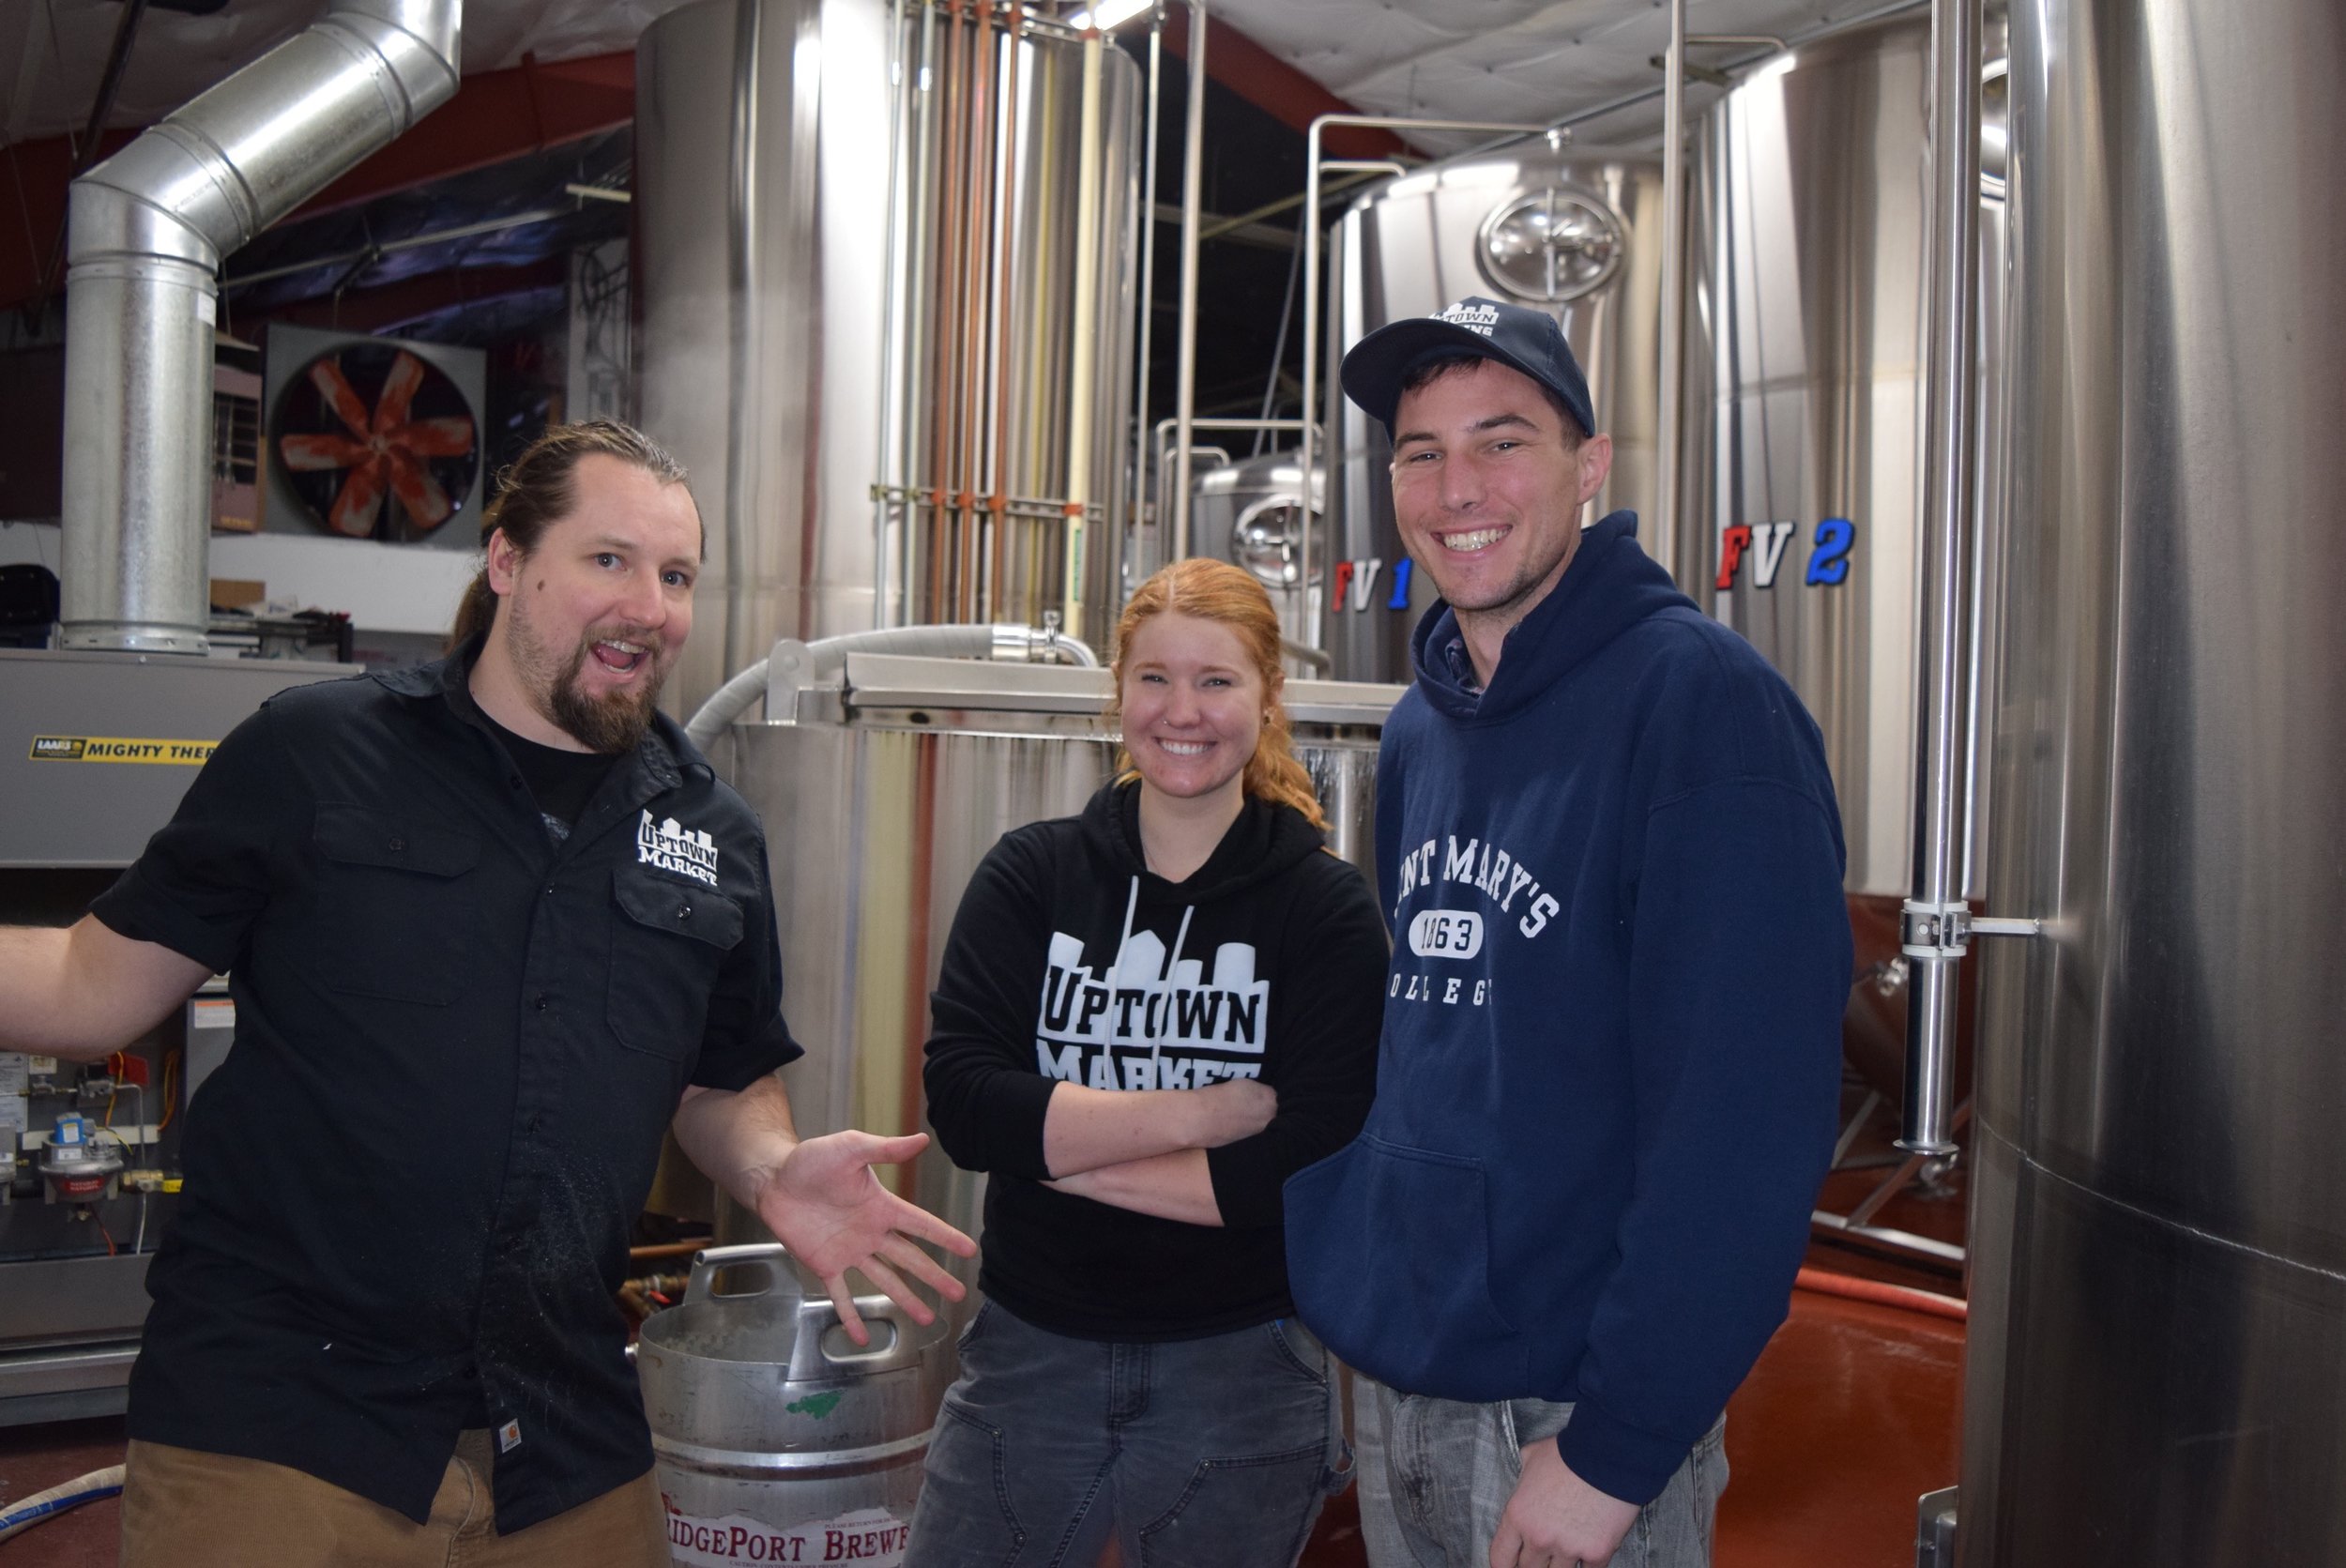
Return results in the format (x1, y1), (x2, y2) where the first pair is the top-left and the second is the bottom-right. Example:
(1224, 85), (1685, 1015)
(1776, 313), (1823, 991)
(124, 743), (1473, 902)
(609, 870), (744, 1059)
(312, 804), (482, 1006)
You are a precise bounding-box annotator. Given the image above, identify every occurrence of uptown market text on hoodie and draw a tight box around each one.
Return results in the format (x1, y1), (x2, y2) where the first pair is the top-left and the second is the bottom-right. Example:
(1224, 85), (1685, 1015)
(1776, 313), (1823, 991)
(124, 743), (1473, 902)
(924, 782), (1389, 1340)
(1285, 512), (1852, 1506)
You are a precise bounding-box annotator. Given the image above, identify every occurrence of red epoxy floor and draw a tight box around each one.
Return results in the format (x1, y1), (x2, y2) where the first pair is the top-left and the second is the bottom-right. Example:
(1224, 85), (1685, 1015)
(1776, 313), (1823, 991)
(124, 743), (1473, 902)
(2, 1291), (1960, 1568)
(5, 1102), (1966, 1566)
(0, 1414), (125, 1566)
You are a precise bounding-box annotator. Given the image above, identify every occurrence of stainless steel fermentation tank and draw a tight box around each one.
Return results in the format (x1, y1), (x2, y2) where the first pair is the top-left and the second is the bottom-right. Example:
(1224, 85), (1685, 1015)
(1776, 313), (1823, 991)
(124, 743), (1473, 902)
(1684, 10), (2007, 903)
(1319, 146), (1666, 684)
(1185, 451), (1326, 660)
(1955, 0), (2346, 1559)
(721, 654), (1398, 1246)
(635, 0), (1142, 716)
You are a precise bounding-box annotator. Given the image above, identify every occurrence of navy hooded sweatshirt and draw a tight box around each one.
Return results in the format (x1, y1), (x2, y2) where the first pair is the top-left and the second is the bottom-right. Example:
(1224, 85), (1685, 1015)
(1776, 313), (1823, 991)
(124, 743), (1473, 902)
(1284, 511), (1851, 1507)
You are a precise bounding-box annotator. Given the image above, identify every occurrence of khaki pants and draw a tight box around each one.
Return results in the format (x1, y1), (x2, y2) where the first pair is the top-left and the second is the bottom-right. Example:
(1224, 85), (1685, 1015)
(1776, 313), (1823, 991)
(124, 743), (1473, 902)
(119, 1431), (673, 1568)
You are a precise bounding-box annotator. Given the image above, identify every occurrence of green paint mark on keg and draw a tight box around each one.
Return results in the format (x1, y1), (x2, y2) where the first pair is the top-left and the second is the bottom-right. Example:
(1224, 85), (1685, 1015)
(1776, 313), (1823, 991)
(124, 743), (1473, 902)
(787, 1392), (845, 1420)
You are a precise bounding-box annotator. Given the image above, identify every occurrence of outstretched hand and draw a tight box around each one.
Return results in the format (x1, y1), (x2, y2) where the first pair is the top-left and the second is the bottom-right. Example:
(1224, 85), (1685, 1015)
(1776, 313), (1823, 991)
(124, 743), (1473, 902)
(749, 1130), (977, 1345)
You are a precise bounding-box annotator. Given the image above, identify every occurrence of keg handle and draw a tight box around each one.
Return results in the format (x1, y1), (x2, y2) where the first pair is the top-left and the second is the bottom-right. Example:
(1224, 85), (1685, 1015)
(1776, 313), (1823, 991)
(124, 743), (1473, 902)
(683, 1242), (794, 1305)
(685, 1242), (922, 1372)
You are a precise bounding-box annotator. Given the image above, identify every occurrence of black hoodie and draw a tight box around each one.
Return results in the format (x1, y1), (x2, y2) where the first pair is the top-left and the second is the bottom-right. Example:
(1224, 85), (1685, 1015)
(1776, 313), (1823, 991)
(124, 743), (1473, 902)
(923, 780), (1388, 1340)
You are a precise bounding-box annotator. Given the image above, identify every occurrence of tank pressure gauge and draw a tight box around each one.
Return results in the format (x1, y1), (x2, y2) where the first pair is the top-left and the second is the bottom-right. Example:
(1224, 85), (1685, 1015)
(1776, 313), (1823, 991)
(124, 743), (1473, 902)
(1476, 188), (1625, 304)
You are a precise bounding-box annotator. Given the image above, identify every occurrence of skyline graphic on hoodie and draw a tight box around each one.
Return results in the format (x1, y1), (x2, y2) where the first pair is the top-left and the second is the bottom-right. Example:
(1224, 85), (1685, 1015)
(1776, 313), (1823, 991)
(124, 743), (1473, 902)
(1034, 921), (1271, 1091)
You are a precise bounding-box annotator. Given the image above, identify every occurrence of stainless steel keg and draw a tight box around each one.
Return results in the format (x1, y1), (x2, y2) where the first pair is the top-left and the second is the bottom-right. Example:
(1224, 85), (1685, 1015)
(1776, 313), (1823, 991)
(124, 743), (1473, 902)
(637, 1243), (950, 1566)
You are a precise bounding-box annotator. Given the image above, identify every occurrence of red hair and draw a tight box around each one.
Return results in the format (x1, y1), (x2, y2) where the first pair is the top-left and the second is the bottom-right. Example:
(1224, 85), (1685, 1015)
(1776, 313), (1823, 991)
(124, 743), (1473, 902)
(1107, 558), (1327, 831)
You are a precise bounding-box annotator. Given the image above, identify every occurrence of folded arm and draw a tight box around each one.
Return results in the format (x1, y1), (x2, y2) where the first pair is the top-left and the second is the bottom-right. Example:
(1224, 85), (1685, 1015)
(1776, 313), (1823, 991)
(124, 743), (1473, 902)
(1050, 1147), (1224, 1225)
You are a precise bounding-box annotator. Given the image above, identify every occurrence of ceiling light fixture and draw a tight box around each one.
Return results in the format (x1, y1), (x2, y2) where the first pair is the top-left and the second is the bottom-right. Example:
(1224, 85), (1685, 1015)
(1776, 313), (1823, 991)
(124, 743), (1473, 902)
(1068, 0), (1151, 30)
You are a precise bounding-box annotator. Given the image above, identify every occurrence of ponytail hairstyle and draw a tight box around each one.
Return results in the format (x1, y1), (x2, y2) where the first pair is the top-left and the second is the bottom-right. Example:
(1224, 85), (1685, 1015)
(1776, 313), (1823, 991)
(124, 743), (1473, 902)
(1107, 557), (1328, 831)
(445, 419), (692, 652)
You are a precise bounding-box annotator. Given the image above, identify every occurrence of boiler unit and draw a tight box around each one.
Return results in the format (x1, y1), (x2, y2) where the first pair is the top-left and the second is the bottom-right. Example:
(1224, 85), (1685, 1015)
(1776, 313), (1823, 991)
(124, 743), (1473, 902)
(0, 650), (348, 1423)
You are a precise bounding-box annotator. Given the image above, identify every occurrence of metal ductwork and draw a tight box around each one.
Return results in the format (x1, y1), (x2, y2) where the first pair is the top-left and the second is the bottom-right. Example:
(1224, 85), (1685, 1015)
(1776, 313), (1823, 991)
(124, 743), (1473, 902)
(59, 0), (464, 654)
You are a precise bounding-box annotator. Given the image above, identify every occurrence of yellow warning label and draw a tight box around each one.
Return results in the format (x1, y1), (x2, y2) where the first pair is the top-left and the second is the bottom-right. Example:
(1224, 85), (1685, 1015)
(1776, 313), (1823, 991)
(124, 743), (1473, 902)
(27, 736), (217, 766)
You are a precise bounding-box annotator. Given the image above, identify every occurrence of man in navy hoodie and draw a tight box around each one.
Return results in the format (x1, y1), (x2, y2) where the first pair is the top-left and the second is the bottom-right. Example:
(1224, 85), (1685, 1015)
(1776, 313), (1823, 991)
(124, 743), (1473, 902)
(1284, 297), (1851, 1568)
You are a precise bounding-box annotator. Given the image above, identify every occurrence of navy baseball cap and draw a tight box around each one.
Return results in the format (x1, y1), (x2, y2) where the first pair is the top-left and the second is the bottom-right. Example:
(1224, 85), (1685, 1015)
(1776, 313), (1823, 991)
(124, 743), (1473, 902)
(1340, 296), (1596, 440)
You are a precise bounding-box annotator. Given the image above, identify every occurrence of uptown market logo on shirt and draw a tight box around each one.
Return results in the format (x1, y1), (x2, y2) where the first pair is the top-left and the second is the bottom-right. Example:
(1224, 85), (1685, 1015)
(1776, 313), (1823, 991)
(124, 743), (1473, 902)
(1032, 924), (1270, 1091)
(637, 810), (721, 888)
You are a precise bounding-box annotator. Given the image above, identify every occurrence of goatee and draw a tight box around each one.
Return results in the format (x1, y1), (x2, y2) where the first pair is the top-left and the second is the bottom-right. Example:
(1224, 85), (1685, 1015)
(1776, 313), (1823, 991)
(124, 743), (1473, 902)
(549, 641), (667, 754)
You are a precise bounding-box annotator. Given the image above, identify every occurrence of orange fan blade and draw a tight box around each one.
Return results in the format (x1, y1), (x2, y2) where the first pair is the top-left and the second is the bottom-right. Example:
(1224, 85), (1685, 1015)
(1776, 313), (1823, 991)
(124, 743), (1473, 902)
(387, 450), (454, 531)
(308, 358), (373, 438)
(280, 433), (371, 472)
(397, 415), (476, 458)
(328, 455), (389, 537)
(373, 351), (425, 434)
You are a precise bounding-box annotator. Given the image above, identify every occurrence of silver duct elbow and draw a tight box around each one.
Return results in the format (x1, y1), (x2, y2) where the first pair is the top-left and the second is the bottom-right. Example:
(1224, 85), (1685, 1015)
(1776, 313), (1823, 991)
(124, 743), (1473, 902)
(59, 0), (463, 653)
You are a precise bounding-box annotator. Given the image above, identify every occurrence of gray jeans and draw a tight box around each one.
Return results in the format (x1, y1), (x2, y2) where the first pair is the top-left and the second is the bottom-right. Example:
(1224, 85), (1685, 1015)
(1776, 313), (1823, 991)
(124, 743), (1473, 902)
(904, 1301), (1351, 1568)
(1352, 1377), (1728, 1568)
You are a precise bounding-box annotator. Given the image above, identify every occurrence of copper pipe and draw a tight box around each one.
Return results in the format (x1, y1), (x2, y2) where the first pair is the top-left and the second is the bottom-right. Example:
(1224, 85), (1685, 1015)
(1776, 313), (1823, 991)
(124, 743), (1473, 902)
(927, 0), (970, 622)
(1793, 1267), (1968, 1322)
(989, 3), (1024, 622)
(627, 1239), (717, 1262)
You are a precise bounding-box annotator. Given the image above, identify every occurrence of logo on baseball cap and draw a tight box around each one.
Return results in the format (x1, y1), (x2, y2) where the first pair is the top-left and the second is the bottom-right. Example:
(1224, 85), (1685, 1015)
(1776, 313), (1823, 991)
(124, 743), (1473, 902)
(1339, 296), (1596, 440)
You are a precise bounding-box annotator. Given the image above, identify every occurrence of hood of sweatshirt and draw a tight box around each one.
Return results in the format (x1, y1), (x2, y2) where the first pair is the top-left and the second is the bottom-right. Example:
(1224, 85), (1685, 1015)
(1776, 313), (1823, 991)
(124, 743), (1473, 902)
(1409, 510), (1698, 724)
(1081, 779), (1328, 903)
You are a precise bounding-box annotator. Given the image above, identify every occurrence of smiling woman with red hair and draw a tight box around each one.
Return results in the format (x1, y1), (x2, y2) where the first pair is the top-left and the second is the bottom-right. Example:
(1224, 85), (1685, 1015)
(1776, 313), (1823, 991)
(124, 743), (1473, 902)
(906, 558), (1389, 1568)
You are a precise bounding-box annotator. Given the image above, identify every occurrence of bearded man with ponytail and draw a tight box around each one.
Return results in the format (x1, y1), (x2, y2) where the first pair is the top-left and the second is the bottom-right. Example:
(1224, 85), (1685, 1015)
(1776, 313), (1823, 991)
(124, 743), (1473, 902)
(0, 420), (972, 1566)
(906, 558), (1390, 1568)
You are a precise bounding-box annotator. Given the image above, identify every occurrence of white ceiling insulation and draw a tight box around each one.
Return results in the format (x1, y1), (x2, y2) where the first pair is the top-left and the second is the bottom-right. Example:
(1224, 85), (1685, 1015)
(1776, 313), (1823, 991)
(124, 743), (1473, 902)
(3, 0), (1921, 153)
(1205, 0), (1920, 151)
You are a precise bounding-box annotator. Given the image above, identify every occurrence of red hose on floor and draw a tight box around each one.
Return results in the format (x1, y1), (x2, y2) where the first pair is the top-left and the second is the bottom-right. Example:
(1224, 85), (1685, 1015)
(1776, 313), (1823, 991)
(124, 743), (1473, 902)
(1794, 1267), (1968, 1321)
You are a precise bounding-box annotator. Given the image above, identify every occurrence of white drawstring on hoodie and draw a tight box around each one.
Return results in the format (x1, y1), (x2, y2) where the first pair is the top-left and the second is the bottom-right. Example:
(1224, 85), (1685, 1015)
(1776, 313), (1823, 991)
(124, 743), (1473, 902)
(1117, 874), (1195, 1089)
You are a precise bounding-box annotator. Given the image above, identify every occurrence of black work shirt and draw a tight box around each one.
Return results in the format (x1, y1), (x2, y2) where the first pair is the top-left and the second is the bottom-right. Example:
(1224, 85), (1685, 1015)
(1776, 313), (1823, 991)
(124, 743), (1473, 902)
(486, 716), (621, 839)
(92, 642), (799, 1530)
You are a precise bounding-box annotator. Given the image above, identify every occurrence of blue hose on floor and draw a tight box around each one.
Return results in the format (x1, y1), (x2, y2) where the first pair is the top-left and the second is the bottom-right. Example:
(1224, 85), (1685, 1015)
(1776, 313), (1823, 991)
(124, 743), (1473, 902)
(0, 1465), (127, 1544)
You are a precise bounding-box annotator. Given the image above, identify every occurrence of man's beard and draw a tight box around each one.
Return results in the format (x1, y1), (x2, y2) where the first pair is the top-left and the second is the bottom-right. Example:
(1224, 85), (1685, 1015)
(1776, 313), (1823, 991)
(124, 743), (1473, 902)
(508, 601), (669, 754)
(546, 636), (668, 754)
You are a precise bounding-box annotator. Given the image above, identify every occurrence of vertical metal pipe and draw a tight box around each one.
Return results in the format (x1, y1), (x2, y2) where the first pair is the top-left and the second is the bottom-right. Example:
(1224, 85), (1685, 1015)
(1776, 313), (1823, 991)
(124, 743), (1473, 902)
(874, 0), (911, 628)
(1062, 24), (1104, 640)
(926, 0), (968, 620)
(1168, 0), (1206, 561)
(989, 3), (1024, 624)
(1653, 0), (1686, 559)
(1898, 0), (1983, 1157)
(721, 0), (763, 674)
(958, 0), (998, 622)
(1126, 2), (1164, 589)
